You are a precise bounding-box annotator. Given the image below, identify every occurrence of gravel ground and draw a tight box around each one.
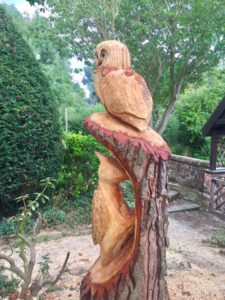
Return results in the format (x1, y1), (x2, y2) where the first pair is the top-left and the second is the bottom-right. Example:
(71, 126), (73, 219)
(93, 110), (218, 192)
(1, 210), (225, 300)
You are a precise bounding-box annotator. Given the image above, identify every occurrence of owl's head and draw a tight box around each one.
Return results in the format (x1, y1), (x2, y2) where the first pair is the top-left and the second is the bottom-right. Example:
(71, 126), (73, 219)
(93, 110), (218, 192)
(95, 40), (131, 70)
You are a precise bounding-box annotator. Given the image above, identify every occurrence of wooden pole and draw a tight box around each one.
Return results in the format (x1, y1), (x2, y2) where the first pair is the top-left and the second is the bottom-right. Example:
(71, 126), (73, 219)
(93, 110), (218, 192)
(210, 135), (218, 170)
(65, 107), (68, 132)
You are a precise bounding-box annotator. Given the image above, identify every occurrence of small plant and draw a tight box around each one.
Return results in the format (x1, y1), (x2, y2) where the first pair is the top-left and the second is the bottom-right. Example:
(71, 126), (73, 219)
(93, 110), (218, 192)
(168, 246), (182, 254)
(16, 177), (56, 216)
(0, 217), (36, 237)
(0, 178), (70, 299)
(203, 233), (225, 248)
(38, 254), (52, 279)
(0, 273), (20, 297)
(43, 208), (66, 227)
(0, 217), (18, 236)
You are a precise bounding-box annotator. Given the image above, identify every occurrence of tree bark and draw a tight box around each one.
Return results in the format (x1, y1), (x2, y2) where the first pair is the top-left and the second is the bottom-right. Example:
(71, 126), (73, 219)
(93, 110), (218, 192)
(80, 112), (170, 300)
(157, 78), (185, 135)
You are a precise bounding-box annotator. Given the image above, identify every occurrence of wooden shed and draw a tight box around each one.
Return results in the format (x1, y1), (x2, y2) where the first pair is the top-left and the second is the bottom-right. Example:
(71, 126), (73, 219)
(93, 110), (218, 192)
(202, 95), (225, 215)
(202, 95), (225, 171)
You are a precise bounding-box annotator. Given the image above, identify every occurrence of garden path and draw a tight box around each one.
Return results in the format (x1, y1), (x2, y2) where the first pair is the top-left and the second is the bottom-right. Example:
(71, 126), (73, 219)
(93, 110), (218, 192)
(1, 210), (225, 300)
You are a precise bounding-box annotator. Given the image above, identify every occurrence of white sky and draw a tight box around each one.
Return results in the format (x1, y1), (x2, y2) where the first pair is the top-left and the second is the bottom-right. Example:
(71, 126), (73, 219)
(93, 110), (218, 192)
(15, 1), (36, 17)
(1, 0), (37, 17)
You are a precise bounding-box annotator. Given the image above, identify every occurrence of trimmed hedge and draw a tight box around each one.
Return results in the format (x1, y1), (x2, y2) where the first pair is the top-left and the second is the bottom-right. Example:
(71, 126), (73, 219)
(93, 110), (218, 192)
(0, 6), (62, 211)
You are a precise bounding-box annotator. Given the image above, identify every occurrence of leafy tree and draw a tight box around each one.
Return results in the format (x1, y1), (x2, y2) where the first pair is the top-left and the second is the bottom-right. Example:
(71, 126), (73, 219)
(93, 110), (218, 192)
(28, 0), (44, 4)
(26, 12), (70, 62)
(27, 0), (225, 134)
(0, 5), (62, 211)
(6, 5), (90, 132)
(26, 14), (90, 131)
(118, 0), (225, 134)
(82, 66), (98, 104)
(165, 68), (225, 159)
(2, 4), (29, 37)
(41, 53), (87, 131)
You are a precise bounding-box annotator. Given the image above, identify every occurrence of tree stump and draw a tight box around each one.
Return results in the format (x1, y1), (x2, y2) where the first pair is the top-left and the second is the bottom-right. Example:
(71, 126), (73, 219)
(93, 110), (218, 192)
(80, 112), (171, 300)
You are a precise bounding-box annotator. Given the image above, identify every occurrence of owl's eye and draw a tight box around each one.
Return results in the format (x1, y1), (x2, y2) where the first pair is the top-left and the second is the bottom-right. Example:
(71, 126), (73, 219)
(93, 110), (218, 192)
(100, 49), (107, 58)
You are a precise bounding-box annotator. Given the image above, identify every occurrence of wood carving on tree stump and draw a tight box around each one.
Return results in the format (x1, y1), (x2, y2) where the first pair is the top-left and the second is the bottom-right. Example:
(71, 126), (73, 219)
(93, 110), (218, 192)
(80, 41), (171, 300)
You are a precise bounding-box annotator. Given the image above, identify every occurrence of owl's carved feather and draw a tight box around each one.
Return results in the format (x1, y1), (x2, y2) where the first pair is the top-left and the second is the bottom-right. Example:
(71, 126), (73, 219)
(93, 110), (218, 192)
(92, 188), (110, 245)
(94, 40), (153, 131)
(101, 68), (152, 120)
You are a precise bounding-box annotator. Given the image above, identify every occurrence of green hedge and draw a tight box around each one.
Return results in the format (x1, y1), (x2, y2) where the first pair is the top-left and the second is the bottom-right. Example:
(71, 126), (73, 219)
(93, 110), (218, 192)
(0, 6), (62, 211)
(57, 132), (108, 198)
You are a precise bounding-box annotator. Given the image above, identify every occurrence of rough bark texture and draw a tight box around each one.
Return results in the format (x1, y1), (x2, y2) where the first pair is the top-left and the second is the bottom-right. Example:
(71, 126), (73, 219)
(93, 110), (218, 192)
(80, 113), (170, 300)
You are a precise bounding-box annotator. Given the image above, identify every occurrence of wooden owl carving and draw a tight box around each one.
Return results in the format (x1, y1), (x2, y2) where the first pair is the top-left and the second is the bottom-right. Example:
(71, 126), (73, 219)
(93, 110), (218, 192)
(94, 40), (153, 131)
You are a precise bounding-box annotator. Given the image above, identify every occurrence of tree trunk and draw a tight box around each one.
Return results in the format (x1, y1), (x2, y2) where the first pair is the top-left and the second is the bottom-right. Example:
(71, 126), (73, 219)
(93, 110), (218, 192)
(157, 99), (176, 135)
(80, 112), (170, 300)
(157, 79), (184, 135)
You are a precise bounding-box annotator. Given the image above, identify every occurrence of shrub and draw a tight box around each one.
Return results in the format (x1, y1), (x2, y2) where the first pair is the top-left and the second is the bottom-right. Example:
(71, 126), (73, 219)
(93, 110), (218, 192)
(57, 132), (108, 198)
(0, 274), (19, 297)
(164, 69), (225, 159)
(43, 208), (66, 226)
(73, 192), (93, 224)
(0, 217), (18, 236)
(0, 6), (62, 211)
(203, 233), (225, 248)
(0, 216), (36, 236)
(67, 101), (105, 133)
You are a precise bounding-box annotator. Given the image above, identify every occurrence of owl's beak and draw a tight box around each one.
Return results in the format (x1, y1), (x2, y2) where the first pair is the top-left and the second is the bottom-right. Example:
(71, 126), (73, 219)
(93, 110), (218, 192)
(94, 61), (98, 70)
(95, 59), (103, 70)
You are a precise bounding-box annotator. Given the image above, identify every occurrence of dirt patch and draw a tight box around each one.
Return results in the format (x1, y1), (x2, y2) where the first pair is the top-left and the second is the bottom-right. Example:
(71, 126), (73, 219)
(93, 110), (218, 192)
(1, 211), (225, 299)
(167, 211), (225, 300)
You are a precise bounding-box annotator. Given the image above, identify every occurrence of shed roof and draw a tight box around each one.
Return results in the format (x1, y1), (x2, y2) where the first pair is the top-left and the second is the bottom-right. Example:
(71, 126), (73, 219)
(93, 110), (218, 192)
(202, 95), (225, 136)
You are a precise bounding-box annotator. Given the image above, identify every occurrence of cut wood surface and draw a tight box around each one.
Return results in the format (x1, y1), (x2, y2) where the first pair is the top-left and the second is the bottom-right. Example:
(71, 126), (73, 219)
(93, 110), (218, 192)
(80, 112), (171, 300)
(94, 40), (153, 131)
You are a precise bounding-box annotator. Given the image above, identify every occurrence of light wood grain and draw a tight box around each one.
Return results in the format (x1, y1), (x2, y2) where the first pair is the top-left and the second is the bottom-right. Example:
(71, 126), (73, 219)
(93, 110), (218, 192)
(94, 40), (153, 131)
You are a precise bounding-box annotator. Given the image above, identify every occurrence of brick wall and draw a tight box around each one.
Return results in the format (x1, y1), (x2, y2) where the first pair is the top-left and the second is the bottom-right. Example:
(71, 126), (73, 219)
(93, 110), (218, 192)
(168, 154), (225, 210)
(168, 154), (210, 207)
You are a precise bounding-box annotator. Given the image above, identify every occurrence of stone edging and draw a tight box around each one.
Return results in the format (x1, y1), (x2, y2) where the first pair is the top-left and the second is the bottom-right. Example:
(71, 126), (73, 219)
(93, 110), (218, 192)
(170, 154), (210, 168)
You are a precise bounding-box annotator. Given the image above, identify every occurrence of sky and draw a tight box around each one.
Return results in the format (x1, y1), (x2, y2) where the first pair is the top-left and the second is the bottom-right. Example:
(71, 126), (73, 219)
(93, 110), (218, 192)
(1, 0), (37, 17)
(2, 0), (24, 4)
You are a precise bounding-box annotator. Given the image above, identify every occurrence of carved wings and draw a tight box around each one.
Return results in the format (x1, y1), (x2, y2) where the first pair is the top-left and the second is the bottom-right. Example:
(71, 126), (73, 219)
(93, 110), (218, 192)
(98, 68), (153, 131)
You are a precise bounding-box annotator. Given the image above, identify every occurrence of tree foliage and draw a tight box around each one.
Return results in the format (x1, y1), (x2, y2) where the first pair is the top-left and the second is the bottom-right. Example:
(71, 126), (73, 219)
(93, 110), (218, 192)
(82, 66), (98, 104)
(0, 5), (62, 210)
(6, 5), (89, 132)
(26, 12), (70, 62)
(165, 68), (225, 159)
(25, 13), (95, 132)
(27, 0), (225, 134)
